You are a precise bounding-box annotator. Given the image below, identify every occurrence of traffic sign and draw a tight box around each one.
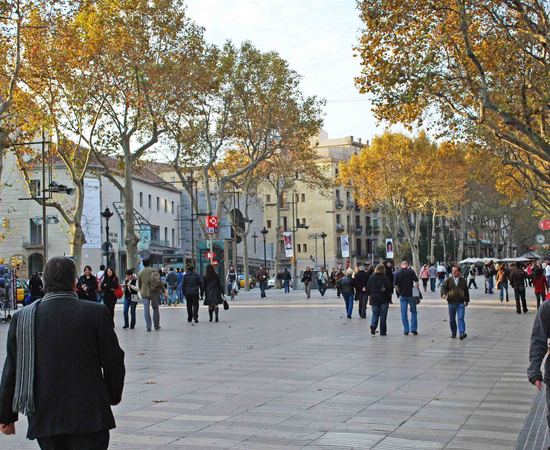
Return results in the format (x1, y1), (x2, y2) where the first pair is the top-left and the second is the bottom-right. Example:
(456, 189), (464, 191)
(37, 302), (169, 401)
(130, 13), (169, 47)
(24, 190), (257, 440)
(206, 216), (218, 234)
(539, 219), (550, 230)
(205, 251), (217, 260)
(212, 260), (218, 266)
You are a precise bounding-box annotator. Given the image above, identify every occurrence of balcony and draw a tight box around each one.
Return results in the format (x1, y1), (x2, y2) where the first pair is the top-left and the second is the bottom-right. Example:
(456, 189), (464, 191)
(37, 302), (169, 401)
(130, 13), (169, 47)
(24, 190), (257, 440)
(336, 223), (345, 233)
(353, 226), (363, 235)
(335, 200), (343, 209)
(150, 239), (174, 248)
(23, 237), (43, 249)
(373, 226), (381, 234)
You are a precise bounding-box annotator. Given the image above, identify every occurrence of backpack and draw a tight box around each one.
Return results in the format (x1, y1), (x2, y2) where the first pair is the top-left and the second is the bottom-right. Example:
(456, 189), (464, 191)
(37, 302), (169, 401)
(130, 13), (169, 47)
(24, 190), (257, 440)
(148, 270), (164, 293)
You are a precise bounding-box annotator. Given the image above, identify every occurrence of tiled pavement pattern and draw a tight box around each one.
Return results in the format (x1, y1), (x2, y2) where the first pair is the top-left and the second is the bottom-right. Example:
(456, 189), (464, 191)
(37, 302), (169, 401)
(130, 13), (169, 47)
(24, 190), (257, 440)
(0, 285), (544, 449)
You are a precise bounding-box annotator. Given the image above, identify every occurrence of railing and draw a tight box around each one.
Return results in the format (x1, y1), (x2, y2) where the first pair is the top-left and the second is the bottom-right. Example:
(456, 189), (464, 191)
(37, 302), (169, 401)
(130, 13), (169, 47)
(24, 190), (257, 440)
(150, 239), (173, 247)
(336, 223), (345, 232)
(354, 226), (363, 234)
(23, 237), (43, 248)
(373, 226), (381, 234)
(335, 200), (343, 209)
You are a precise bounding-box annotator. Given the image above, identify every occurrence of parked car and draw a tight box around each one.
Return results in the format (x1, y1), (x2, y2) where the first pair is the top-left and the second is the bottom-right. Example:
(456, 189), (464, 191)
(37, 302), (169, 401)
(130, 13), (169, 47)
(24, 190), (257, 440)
(267, 276), (276, 288)
(239, 275), (255, 288)
(16, 278), (29, 304)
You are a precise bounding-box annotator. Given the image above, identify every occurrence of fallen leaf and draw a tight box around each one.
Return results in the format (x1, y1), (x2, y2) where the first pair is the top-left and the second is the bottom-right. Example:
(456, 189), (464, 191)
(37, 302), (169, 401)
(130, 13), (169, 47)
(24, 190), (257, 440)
(145, 381), (157, 384)
(136, 352), (144, 355)
(152, 400), (166, 403)
(195, 362), (201, 365)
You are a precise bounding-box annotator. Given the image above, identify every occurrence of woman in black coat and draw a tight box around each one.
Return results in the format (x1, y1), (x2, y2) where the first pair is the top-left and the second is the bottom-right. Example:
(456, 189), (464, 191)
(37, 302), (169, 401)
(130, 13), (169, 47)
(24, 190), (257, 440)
(202, 264), (224, 322)
(77, 265), (98, 302)
(28, 271), (44, 303)
(101, 267), (119, 324)
(367, 263), (394, 336)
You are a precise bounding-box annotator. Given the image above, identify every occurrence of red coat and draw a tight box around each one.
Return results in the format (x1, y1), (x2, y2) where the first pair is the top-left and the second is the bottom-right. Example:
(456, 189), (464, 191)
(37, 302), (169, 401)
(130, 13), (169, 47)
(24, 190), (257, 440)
(533, 275), (548, 294)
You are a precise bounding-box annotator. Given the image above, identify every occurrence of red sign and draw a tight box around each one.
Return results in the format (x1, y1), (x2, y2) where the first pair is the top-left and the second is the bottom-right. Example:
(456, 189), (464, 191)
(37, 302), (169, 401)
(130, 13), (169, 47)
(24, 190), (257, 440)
(212, 260), (218, 266)
(206, 216), (218, 234)
(205, 251), (217, 260)
(539, 219), (550, 230)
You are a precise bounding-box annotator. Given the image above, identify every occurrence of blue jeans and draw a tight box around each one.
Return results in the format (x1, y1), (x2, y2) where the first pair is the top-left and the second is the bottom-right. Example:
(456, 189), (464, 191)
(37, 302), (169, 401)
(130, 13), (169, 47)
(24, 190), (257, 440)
(487, 277), (494, 293)
(536, 293), (545, 308)
(259, 281), (267, 298)
(284, 279), (290, 293)
(448, 302), (466, 336)
(143, 296), (160, 330)
(167, 287), (176, 305)
(371, 302), (389, 335)
(318, 283), (326, 297)
(400, 296), (417, 333)
(499, 281), (509, 301)
(177, 285), (185, 304)
(96, 291), (104, 304)
(430, 278), (436, 292)
(123, 297), (137, 328)
(343, 293), (354, 317)
(438, 277), (444, 287)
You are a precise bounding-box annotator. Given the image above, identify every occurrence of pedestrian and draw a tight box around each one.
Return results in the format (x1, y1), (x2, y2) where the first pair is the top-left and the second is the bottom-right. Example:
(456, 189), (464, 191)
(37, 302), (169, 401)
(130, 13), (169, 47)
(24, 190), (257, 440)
(282, 268), (291, 293)
(419, 264), (429, 293)
(337, 268), (356, 318)
(122, 269), (139, 329)
(509, 263), (529, 314)
(467, 264), (478, 289)
(335, 268), (345, 298)
(367, 263), (393, 335)
(100, 267), (119, 325)
(441, 265), (469, 340)
(354, 266), (370, 319)
(485, 262), (496, 294)
(0, 256), (125, 448)
(159, 269), (168, 305)
(533, 267), (549, 309)
(176, 268), (185, 304)
(77, 265), (98, 302)
(330, 268), (337, 289)
(276, 269), (283, 289)
(317, 267), (328, 298)
(256, 265), (269, 298)
(428, 263), (437, 292)
(182, 265), (203, 323)
(28, 271), (44, 304)
(226, 265), (238, 297)
(437, 262), (446, 287)
(137, 259), (163, 331)
(202, 264), (224, 322)
(95, 264), (105, 304)
(301, 267), (313, 299)
(495, 264), (510, 302)
(546, 262), (550, 288)
(165, 267), (178, 306)
(394, 261), (420, 335)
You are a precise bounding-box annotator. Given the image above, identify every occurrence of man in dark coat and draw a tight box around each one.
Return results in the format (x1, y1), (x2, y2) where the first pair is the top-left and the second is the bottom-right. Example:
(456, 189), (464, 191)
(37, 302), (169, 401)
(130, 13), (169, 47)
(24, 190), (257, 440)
(0, 256), (125, 449)
(181, 265), (203, 323)
(354, 266), (371, 319)
(440, 265), (470, 340)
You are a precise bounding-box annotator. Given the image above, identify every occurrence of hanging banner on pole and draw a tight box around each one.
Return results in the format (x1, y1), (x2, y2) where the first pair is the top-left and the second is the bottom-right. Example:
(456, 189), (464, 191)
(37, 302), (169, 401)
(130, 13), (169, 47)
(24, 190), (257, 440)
(283, 232), (293, 258)
(341, 235), (349, 258)
(385, 238), (394, 258)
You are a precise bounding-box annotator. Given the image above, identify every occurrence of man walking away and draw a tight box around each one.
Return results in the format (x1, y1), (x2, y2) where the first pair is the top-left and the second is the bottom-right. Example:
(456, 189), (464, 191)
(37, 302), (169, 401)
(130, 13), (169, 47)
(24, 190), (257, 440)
(138, 259), (163, 331)
(96, 264), (105, 303)
(509, 263), (528, 314)
(282, 269), (291, 293)
(182, 265), (203, 323)
(165, 267), (178, 306)
(436, 263), (446, 287)
(318, 268), (328, 298)
(256, 265), (269, 298)
(467, 264), (478, 289)
(441, 266), (469, 340)
(302, 267), (313, 299)
(394, 261), (420, 335)
(0, 256), (125, 448)
(354, 266), (370, 319)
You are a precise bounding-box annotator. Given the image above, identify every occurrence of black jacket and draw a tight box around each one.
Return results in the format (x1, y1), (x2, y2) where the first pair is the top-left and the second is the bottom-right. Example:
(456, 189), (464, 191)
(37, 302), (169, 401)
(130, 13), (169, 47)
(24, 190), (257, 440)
(182, 271), (203, 296)
(337, 275), (355, 295)
(354, 270), (370, 294)
(367, 273), (393, 305)
(202, 275), (224, 306)
(0, 294), (125, 439)
(77, 275), (98, 302)
(301, 270), (312, 284)
(101, 275), (119, 304)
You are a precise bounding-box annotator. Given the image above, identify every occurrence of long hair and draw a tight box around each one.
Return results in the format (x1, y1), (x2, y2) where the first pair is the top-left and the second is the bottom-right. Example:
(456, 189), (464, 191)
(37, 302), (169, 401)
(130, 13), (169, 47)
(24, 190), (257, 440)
(106, 267), (116, 279)
(31, 271), (40, 281)
(205, 264), (217, 279)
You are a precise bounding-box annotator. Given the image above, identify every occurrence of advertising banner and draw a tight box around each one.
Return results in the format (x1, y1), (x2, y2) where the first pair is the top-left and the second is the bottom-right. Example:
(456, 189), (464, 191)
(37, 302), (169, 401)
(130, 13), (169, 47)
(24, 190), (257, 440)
(385, 238), (394, 258)
(283, 232), (293, 258)
(82, 178), (102, 249)
(341, 234), (349, 258)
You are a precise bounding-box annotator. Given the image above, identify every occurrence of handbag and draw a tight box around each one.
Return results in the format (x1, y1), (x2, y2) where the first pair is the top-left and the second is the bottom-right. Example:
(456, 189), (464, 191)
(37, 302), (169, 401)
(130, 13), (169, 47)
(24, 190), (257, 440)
(223, 298), (229, 310)
(412, 286), (421, 305)
(114, 285), (124, 299)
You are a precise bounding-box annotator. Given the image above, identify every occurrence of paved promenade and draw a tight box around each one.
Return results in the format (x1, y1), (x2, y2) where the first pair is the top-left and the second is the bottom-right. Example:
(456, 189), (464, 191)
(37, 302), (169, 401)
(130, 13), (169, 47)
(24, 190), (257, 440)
(0, 284), (543, 449)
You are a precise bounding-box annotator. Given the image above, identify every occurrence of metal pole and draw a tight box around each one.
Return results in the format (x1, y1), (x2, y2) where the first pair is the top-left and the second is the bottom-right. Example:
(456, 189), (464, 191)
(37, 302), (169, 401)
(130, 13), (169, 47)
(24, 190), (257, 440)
(105, 218), (110, 268)
(314, 234), (318, 269)
(323, 236), (326, 270)
(190, 172), (195, 267)
(263, 234), (267, 267)
(41, 128), (48, 263)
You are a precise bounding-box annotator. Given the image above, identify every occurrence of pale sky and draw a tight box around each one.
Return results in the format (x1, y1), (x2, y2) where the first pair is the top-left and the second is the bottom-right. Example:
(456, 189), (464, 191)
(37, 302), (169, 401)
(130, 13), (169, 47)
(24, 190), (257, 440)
(186, 0), (382, 142)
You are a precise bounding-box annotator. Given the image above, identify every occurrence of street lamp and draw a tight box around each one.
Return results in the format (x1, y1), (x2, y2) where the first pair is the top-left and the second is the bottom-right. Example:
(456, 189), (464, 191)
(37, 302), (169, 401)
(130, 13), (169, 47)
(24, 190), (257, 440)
(101, 207), (114, 268)
(320, 231), (327, 270)
(261, 227), (268, 268)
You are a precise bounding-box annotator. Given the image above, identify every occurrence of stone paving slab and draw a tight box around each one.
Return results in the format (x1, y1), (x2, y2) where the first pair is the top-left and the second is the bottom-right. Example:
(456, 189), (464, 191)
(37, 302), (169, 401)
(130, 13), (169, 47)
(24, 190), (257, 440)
(0, 286), (544, 449)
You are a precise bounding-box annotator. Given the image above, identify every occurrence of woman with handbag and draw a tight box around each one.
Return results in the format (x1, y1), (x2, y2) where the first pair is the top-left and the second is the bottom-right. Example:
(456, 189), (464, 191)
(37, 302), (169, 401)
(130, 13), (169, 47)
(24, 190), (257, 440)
(123, 269), (139, 329)
(77, 265), (98, 302)
(367, 264), (393, 336)
(101, 267), (119, 325)
(202, 264), (224, 323)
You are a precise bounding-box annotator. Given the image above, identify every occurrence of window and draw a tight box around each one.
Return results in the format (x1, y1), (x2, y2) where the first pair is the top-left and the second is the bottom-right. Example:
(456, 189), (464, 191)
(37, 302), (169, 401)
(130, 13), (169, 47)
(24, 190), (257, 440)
(336, 214), (341, 224)
(302, 218), (306, 226)
(335, 167), (339, 177)
(336, 189), (340, 200)
(164, 227), (168, 243)
(282, 216), (288, 231)
(301, 193), (305, 202)
(297, 244), (301, 253)
(156, 197), (160, 211)
(295, 193), (299, 202)
(267, 220), (272, 228)
(139, 192), (143, 207)
(356, 238), (362, 255)
(303, 243), (307, 253)
(296, 218), (300, 228)
(266, 194), (271, 203)
(29, 219), (42, 245)
(148, 194), (152, 209)
(171, 201), (174, 214)
(30, 180), (41, 197)
(172, 228), (175, 247)
(151, 227), (159, 242)
(356, 216), (360, 227)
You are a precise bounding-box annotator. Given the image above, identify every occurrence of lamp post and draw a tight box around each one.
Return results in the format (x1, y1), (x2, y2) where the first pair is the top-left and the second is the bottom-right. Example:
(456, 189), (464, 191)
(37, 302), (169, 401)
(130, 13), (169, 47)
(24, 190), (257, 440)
(261, 227), (268, 268)
(320, 231), (327, 270)
(101, 207), (114, 268)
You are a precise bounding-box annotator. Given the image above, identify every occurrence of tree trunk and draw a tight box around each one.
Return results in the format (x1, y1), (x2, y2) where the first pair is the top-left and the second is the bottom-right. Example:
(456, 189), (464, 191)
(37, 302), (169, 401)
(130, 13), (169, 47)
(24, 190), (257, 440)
(457, 204), (468, 261)
(412, 211), (421, 274)
(440, 218), (447, 263)
(242, 233), (250, 291)
(123, 150), (139, 271)
(69, 181), (86, 273)
(274, 192), (282, 283)
(430, 208), (437, 263)
(0, 129), (5, 188)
